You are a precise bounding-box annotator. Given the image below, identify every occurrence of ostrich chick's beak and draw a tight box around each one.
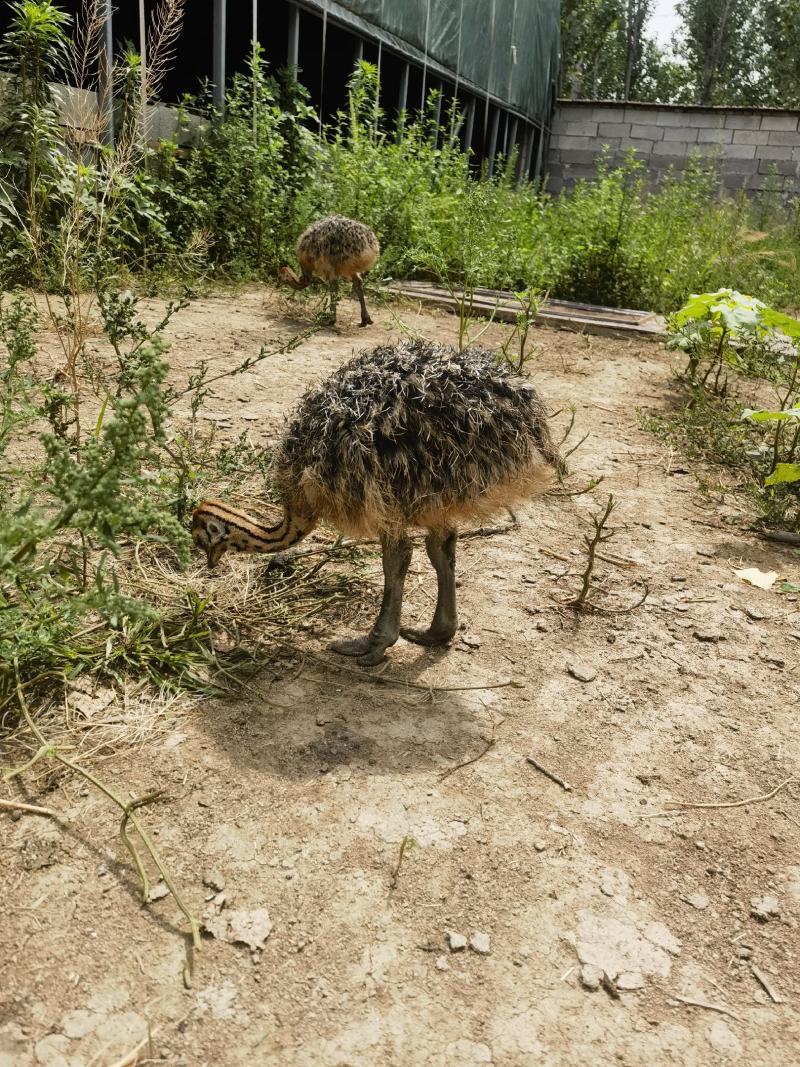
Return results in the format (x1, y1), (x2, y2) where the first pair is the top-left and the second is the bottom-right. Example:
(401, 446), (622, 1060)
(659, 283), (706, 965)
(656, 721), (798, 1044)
(206, 541), (228, 569)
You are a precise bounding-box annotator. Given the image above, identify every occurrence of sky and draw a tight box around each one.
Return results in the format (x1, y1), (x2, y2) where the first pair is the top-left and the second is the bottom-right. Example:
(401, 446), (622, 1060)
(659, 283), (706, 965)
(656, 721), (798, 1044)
(649, 0), (680, 46)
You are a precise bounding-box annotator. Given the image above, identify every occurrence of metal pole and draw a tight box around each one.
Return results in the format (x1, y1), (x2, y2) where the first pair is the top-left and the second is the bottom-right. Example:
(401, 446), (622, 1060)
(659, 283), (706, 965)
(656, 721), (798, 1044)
(354, 37), (363, 64)
(487, 106), (500, 176)
(212, 0), (226, 112)
(320, 1), (328, 136)
(397, 61), (409, 141)
(534, 126), (545, 182)
(252, 0), (257, 48)
(421, 0), (430, 108)
(138, 0), (147, 146)
(463, 97), (475, 155)
(288, 3), (299, 75)
(99, 0), (114, 146)
(507, 115), (518, 159)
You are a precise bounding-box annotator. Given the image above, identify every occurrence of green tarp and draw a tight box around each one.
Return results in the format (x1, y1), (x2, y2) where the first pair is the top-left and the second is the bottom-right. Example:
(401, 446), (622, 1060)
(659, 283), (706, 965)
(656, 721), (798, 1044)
(307, 0), (559, 125)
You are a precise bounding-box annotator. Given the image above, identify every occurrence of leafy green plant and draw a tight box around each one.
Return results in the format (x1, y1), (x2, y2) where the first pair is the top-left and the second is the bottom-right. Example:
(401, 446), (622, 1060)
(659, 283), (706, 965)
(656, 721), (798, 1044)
(668, 288), (800, 391)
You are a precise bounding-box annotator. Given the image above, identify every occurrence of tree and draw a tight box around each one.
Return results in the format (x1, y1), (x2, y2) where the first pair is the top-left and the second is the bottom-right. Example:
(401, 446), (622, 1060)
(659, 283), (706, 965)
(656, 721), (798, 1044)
(560, 0), (679, 102)
(673, 0), (762, 105)
(758, 0), (800, 108)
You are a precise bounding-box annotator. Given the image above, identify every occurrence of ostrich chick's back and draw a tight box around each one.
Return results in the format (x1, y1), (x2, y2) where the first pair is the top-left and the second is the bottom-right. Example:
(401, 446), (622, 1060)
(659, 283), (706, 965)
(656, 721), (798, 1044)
(275, 340), (564, 537)
(296, 214), (379, 281)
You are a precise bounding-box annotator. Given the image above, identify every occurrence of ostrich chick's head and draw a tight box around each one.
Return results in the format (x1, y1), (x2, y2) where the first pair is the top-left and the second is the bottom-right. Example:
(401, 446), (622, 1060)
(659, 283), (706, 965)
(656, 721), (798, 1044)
(191, 504), (231, 568)
(277, 265), (300, 286)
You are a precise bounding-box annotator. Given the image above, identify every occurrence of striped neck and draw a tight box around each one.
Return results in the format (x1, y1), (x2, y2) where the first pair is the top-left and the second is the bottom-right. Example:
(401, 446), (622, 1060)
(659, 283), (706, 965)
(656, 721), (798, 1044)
(192, 500), (315, 566)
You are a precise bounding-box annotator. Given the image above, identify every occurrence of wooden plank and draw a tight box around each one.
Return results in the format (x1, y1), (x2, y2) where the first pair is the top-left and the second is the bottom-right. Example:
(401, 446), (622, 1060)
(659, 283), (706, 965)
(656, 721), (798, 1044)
(387, 281), (666, 340)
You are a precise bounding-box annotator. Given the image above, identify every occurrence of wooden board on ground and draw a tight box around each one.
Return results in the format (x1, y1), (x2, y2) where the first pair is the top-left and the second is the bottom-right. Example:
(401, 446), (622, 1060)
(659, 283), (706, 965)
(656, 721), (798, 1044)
(388, 280), (667, 340)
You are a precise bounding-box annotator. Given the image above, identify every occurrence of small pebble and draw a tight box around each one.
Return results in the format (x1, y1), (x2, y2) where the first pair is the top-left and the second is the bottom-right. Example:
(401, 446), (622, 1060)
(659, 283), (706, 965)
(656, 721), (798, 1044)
(203, 870), (226, 892)
(692, 629), (724, 643)
(684, 891), (709, 910)
(736, 946), (753, 959)
(435, 955), (449, 971)
(470, 932), (491, 955)
(580, 964), (603, 991)
(750, 894), (780, 922)
(567, 662), (597, 683)
(147, 882), (169, 902)
(447, 931), (468, 952)
(534, 840), (547, 852)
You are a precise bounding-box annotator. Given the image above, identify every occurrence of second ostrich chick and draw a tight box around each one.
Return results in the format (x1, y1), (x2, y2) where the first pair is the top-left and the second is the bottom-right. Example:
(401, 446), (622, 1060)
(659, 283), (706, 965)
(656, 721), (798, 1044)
(192, 340), (564, 665)
(277, 214), (379, 327)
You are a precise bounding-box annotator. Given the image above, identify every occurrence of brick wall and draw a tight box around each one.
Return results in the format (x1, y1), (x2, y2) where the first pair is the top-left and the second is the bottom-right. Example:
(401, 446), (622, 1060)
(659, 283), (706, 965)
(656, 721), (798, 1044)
(547, 100), (800, 195)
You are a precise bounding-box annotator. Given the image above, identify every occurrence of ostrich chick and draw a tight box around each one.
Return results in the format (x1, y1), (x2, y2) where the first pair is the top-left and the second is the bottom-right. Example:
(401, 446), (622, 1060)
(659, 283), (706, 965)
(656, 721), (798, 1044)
(192, 341), (564, 666)
(277, 215), (379, 327)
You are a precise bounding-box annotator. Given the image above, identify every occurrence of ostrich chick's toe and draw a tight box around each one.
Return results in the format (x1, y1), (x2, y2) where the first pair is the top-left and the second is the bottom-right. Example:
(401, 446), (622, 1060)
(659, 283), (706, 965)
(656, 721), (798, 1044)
(399, 626), (455, 647)
(329, 635), (392, 665)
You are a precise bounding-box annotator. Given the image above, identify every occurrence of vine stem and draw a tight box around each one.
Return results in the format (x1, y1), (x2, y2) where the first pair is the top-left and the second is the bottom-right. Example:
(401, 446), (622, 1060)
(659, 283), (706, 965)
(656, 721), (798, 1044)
(6, 659), (200, 951)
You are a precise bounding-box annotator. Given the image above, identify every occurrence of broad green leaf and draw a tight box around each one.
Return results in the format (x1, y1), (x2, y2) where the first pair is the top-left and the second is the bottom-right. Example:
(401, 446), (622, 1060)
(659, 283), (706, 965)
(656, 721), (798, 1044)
(764, 463), (800, 487)
(743, 406), (800, 424)
(760, 307), (800, 339)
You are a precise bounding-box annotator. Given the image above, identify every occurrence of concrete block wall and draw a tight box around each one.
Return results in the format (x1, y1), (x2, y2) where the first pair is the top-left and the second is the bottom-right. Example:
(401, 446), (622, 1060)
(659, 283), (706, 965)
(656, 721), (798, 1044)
(547, 101), (800, 196)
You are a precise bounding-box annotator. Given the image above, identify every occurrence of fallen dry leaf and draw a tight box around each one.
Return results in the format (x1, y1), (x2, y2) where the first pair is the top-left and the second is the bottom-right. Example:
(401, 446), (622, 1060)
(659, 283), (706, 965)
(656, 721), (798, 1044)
(202, 908), (272, 952)
(734, 567), (778, 591)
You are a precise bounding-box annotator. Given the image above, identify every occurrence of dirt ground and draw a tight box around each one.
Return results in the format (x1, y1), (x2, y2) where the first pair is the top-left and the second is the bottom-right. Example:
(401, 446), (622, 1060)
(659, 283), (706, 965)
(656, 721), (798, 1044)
(2, 286), (800, 1067)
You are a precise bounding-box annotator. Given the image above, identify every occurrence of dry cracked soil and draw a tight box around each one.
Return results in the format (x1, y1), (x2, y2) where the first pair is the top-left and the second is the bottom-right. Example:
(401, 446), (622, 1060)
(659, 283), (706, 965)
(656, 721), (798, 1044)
(2, 286), (800, 1067)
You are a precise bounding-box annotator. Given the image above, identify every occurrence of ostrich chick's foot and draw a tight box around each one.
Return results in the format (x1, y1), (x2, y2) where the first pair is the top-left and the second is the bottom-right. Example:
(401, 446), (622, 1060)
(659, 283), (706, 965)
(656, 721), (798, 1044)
(328, 634), (391, 667)
(399, 626), (455, 647)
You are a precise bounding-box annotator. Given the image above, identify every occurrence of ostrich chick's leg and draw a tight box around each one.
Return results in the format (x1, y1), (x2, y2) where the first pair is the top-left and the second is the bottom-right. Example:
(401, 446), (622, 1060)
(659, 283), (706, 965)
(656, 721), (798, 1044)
(352, 273), (373, 327)
(330, 534), (412, 666)
(401, 530), (457, 646)
(326, 280), (339, 325)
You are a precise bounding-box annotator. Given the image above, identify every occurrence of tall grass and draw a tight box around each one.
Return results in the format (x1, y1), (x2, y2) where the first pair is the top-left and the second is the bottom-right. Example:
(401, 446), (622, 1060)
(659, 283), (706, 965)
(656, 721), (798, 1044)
(2, 45), (799, 314)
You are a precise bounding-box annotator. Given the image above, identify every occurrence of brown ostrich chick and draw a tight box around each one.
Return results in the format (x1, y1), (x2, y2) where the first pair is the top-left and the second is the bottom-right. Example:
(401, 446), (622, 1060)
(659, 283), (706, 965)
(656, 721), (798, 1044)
(277, 214), (379, 327)
(191, 340), (564, 666)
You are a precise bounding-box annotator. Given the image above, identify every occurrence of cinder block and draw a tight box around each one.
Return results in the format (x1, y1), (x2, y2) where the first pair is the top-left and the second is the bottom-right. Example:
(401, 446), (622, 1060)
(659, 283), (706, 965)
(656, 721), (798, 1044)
(691, 112), (726, 128)
(579, 105), (626, 123)
(623, 105), (660, 123)
(697, 127), (733, 143)
(721, 157), (758, 175)
(757, 159), (799, 177)
(725, 142), (757, 159)
(732, 129), (771, 145)
(760, 113), (799, 132)
(617, 138), (655, 153)
(560, 148), (602, 166)
(725, 112), (761, 129)
(653, 141), (687, 158)
(630, 123), (664, 140)
(552, 135), (596, 150)
(565, 120), (599, 137)
(664, 127), (698, 142)
(654, 109), (695, 127)
(754, 145), (790, 159)
(597, 122), (631, 138)
(768, 130), (800, 146)
(563, 164), (600, 181)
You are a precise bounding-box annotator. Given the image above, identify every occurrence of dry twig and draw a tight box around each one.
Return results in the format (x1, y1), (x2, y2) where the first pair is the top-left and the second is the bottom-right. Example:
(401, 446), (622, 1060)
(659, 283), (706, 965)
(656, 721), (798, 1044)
(0, 797), (58, 817)
(389, 834), (415, 890)
(643, 776), (797, 818)
(751, 965), (784, 1004)
(526, 756), (572, 792)
(673, 995), (740, 1021)
(439, 737), (496, 781)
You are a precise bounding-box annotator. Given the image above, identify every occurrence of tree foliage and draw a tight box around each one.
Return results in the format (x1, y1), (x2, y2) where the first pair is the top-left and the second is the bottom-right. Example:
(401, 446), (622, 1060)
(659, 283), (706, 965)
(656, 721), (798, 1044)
(560, 0), (800, 107)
